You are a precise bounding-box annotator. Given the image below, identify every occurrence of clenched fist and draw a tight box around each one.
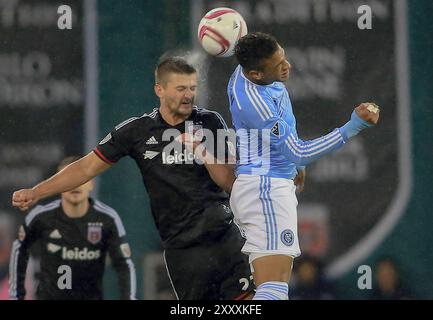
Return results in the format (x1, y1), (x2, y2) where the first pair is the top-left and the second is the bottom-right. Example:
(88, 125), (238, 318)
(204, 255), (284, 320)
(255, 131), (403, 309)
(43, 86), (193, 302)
(355, 103), (380, 125)
(12, 189), (39, 211)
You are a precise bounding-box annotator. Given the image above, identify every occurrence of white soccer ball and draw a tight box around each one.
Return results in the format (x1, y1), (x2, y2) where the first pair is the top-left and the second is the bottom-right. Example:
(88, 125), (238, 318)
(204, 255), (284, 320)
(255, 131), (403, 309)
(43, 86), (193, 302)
(197, 7), (248, 58)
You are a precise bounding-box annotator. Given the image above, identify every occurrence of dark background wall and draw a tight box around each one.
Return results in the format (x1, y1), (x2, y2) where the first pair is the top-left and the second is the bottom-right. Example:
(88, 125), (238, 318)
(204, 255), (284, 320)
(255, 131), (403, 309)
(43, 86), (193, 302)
(336, 0), (433, 299)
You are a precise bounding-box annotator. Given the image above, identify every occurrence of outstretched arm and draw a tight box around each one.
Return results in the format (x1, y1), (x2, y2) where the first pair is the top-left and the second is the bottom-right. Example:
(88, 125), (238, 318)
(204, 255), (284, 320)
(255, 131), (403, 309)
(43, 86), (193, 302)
(282, 103), (379, 166)
(12, 152), (111, 211)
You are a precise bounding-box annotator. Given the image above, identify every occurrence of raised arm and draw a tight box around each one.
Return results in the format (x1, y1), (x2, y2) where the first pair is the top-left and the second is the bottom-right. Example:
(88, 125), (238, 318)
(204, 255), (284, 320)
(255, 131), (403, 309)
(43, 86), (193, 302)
(12, 152), (111, 211)
(242, 89), (380, 167)
(279, 103), (379, 166)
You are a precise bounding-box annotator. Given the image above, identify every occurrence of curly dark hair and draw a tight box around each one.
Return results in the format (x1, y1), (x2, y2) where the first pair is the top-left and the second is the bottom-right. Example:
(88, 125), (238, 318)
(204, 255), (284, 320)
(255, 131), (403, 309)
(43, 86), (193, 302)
(235, 32), (279, 71)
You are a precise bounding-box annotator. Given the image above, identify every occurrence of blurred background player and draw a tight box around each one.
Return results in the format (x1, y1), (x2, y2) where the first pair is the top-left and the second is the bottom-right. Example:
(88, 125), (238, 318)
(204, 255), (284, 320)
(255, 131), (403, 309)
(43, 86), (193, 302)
(12, 57), (254, 300)
(227, 32), (380, 300)
(291, 255), (335, 300)
(9, 156), (136, 300)
(369, 257), (414, 300)
(0, 215), (16, 299)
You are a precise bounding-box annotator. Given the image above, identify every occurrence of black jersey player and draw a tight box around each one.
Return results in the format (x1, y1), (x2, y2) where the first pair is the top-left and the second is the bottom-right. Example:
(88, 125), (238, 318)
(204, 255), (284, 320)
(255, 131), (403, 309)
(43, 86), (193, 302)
(12, 57), (254, 300)
(9, 157), (136, 300)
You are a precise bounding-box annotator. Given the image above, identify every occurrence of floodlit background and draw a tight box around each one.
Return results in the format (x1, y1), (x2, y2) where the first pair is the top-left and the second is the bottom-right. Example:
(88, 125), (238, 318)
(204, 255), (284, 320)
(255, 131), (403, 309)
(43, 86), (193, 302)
(1, 0), (432, 299)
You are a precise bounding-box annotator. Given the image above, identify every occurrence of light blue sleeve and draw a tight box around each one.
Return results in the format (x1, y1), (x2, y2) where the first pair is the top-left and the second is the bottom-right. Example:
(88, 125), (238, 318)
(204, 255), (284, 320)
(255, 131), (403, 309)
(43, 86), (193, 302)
(239, 87), (347, 166)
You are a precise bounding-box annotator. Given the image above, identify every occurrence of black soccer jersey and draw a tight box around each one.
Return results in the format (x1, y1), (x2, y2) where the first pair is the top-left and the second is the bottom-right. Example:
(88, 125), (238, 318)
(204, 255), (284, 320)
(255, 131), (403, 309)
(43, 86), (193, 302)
(94, 107), (234, 249)
(9, 199), (136, 300)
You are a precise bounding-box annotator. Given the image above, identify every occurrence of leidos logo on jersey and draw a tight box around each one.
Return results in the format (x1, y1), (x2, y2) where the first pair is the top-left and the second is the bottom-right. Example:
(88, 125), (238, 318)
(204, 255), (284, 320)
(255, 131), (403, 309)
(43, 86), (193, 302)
(47, 244), (101, 260)
(62, 247), (101, 260)
(162, 150), (197, 165)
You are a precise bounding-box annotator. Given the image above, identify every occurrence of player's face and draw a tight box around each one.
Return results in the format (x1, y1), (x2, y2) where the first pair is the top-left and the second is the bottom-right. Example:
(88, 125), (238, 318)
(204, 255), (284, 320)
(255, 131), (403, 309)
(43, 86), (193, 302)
(160, 73), (198, 116)
(61, 180), (93, 206)
(260, 45), (291, 84)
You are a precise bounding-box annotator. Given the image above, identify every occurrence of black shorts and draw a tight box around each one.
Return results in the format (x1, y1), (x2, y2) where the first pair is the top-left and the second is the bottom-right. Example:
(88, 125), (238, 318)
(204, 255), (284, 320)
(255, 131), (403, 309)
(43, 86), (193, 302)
(164, 224), (254, 300)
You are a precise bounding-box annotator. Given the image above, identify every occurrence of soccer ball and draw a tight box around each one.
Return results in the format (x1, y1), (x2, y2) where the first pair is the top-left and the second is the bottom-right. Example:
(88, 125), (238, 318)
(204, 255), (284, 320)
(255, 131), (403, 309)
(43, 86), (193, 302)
(197, 7), (248, 58)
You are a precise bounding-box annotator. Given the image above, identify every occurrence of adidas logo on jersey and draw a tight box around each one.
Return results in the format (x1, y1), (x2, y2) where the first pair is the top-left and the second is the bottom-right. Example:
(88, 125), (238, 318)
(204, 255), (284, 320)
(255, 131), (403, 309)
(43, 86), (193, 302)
(143, 150), (159, 160)
(49, 229), (62, 239)
(47, 243), (62, 253)
(146, 136), (158, 145)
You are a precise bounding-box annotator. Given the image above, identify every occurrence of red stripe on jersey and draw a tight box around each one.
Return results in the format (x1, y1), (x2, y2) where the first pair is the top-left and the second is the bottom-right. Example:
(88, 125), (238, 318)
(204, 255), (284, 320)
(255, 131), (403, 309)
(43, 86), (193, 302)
(234, 291), (252, 300)
(93, 147), (115, 164)
(204, 9), (236, 19)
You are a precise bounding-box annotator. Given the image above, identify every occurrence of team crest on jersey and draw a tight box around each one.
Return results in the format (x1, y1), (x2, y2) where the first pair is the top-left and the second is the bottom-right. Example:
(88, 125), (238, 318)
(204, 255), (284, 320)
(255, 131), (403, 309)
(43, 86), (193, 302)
(87, 223), (103, 244)
(186, 121), (204, 142)
(192, 124), (204, 141)
(281, 229), (294, 246)
(271, 121), (285, 138)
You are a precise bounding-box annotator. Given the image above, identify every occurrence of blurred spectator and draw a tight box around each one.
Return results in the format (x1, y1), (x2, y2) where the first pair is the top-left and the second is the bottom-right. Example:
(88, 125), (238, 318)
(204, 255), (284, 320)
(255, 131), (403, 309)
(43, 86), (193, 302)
(370, 257), (414, 300)
(291, 255), (335, 300)
(0, 214), (14, 299)
(0, 213), (37, 300)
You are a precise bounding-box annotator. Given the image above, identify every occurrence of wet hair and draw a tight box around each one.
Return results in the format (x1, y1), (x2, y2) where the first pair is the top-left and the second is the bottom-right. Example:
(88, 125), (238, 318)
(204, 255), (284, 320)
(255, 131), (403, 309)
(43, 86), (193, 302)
(235, 32), (279, 72)
(155, 56), (196, 87)
(57, 155), (81, 172)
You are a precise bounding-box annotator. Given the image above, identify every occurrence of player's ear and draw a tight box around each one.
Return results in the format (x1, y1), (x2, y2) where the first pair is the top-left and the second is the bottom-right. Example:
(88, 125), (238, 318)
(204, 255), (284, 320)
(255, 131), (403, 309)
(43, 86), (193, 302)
(154, 83), (164, 98)
(248, 70), (263, 81)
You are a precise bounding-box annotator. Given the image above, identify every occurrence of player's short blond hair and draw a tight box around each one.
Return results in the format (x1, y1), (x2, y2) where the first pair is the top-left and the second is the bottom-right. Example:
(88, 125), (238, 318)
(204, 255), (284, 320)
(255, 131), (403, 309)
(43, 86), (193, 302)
(155, 56), (196, 87)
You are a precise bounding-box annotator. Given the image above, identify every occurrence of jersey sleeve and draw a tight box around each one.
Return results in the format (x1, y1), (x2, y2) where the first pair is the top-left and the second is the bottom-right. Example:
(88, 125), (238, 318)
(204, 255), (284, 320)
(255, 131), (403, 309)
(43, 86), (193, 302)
(9, 215), (41, 300)
(240, 87), (346, 167)
(93, 117), (140, 164)
(106, 214), (137, 300)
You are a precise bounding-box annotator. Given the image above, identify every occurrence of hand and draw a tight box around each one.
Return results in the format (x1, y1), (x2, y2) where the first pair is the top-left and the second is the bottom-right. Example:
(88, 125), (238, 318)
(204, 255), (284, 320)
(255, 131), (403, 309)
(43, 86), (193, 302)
(175, 133), (209, 164)
(175, 133), (202, 153)
(12, 189), (39, 211)
(355, 102), (380, 125)
(294, 169), (306, 194)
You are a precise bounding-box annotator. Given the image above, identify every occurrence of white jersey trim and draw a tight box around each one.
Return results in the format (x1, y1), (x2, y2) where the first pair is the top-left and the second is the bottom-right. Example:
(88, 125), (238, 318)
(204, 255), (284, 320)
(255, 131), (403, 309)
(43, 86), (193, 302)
(93, 200), (126, 237)
(25, 200), (61, 226)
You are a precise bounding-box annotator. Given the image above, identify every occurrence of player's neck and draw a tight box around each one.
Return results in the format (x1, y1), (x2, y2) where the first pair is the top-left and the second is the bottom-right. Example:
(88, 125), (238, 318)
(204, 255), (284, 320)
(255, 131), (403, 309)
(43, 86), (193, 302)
(159, 105), (188, 126)
(62, 199), (89, 218)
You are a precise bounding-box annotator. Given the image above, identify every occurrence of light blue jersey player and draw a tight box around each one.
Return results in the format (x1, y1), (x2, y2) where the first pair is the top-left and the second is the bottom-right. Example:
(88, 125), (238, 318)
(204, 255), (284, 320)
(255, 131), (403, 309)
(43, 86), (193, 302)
(227, 32), (380, 300)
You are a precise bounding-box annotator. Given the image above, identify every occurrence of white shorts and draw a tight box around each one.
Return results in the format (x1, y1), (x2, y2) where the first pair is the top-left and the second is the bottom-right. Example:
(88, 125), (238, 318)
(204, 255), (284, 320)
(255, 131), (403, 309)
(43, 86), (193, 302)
(230, 174), (301, 263)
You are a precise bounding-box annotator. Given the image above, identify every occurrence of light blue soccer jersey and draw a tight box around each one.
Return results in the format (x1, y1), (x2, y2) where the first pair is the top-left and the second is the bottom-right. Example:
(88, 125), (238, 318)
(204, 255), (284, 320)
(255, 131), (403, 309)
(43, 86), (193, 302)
(227, 65), (347, 179)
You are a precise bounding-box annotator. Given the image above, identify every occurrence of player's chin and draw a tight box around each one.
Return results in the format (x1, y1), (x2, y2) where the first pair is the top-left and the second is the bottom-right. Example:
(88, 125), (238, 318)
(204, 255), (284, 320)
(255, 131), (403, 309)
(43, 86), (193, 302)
(179, 103), (193, 113)
(280, 73), (289, 82)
